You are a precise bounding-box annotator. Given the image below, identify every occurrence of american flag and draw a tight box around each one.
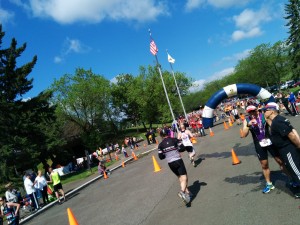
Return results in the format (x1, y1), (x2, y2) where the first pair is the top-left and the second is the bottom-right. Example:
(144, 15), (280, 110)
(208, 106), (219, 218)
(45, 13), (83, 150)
(150, 39), (158, 55)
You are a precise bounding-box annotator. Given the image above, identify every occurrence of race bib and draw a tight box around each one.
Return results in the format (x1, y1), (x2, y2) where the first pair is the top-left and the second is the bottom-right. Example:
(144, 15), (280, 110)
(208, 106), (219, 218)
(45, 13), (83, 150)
(259, 138), (272, 147)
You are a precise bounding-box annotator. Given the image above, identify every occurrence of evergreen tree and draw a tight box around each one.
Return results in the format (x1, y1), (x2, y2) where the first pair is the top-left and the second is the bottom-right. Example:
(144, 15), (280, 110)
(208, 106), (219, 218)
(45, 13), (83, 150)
(0, 25), (62, 181)
(285, 0), (300, 79)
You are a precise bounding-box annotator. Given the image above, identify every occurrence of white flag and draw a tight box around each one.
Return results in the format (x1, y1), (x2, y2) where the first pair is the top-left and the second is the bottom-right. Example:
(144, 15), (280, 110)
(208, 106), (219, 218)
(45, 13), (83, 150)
(167, 53), (175, 64)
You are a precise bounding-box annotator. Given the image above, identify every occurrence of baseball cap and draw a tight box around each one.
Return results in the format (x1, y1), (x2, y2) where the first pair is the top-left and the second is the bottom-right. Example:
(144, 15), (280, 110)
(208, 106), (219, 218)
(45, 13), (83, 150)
(262, 102), (279, 111)
(246, 105), (257, 113)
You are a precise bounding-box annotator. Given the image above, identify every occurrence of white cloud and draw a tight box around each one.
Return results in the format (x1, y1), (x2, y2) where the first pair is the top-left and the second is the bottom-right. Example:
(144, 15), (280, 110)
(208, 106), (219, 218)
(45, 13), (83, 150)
(222, 49), (251, 62)
(189, 67), (234, 92)
(232, 27), (262, 41)
(233, 8), (271, 30)
(54, 37), (90, 63)
(185, 0), (251, 11)
(185, 0), (205, 11)
(0, 8), (14, 25)
(189, 79), (206, 92)
(231, 7), (271, 41)
(21, 97), (32, 102)
(54, 56), (63, 63)
(210, 67), (234, 80)
(207, 0), (251, 8)
(110, 77), (118, 84)
(16, 0), (168, 24)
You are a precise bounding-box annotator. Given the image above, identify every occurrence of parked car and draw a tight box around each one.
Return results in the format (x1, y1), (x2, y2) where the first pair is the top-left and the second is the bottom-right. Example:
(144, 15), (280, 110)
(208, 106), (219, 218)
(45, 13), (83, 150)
(293, 81), (300, 87)
(268, 85), (279, 92)
(280, 80), (294, 90)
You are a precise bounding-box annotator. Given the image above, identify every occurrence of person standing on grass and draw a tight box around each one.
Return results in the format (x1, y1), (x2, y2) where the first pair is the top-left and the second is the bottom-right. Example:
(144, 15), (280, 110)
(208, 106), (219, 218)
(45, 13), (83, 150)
(288, 91), (299, 116)
(24, 173), (39, 210)
(4, 183), (17, 203)
(158, 129), (191, 204)
(282, 92), (294, 116)
(34, 170), (49, 205)
(121, 144), (128, 157)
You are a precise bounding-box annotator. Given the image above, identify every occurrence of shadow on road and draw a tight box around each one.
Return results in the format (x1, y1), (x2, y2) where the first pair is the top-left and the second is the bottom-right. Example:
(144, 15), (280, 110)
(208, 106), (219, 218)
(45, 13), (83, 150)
(199, 143), (256, 159)
(66, 192), (80, 201)
(186, 180), (207, 207)
(194, 157), (205, 167)
(223, 170), (294, 196)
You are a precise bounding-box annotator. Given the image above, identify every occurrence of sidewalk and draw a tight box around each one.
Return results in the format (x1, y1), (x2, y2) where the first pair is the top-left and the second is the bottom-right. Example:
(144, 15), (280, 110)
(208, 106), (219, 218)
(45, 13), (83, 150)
(19, 139), (159, 224)
(63, 140), (159, 193)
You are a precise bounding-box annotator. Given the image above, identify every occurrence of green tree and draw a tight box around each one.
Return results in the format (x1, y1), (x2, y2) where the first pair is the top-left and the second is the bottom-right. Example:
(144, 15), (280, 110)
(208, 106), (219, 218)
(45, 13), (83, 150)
(50, 68), (113, 151)
(111, 74), (142, 130)
(285, 0), (300, 79)
(0, 25), (58, 180)
(234, 42), (289, 87)
(138, 65), (191, 126)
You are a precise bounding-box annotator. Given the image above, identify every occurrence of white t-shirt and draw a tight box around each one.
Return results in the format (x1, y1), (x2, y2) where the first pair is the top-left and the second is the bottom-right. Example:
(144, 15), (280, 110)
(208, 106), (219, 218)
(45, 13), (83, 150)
(180, 131), (193, 147)
(5, 190), (17, 202)
(24, 177), (36, 194)
(34, 176), (47, 190)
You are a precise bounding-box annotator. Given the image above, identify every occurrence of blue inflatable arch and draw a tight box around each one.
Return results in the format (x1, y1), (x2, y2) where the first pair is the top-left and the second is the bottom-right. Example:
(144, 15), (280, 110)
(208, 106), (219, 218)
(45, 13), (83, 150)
(202, 83), (275, 129)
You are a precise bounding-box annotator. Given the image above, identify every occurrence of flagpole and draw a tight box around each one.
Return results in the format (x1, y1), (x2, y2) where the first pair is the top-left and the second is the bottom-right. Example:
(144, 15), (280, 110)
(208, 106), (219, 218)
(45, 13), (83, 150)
(166, 50), (189, 123)
(149, 29), (179, 133)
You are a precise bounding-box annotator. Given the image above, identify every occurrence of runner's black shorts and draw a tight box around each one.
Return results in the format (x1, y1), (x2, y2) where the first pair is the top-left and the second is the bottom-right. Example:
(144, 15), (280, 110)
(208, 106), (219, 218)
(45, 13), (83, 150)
(185, 146), (194, 153)
(254, 143), (280, 161)
(53, 183), (63, 192)
(168, 159), (187, 176)
(234, 115), (240, 119)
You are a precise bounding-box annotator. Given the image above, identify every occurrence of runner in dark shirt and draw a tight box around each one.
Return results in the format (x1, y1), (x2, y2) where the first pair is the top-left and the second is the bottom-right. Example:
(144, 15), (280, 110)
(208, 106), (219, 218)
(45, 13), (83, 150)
(263, 102), (300, 197)
(158, 129), (191, 204)
(242, 105), (287, 194)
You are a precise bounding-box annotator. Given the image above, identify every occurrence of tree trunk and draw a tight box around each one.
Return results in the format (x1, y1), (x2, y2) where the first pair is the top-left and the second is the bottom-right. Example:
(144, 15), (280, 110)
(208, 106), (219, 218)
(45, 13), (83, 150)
(142, 122), (147, 130)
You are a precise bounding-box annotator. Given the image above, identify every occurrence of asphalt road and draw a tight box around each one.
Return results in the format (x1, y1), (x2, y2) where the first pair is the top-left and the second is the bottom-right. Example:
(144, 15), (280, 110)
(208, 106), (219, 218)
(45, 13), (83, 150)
(23, 115), (300, 225)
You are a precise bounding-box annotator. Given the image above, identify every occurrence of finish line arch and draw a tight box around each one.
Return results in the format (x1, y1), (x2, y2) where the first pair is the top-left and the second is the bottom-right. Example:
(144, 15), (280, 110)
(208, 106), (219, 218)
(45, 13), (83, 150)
(202, 83), (275, 129)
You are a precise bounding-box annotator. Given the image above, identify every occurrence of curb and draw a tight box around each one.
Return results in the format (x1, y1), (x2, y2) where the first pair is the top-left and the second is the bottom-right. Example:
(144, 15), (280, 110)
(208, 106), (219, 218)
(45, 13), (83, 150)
(20, 146), (157, 224)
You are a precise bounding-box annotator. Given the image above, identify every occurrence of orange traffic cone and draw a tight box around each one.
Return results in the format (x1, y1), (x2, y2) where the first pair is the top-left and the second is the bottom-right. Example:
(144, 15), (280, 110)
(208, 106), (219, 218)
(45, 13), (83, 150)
(67, 208), (79, 225)
(152, 156), (161, 172)
(115, 154), (119, 161)
(191, 137), (197, 143)
(132, 151), (138, 160)
(121, 160), (125, 168)
(103, 171), (108, 179)
(239, 128), (244, 138)
(156, 139), (159, 145)
(223, 121), (229, 130)
(231, 149), (241, 165)
(209, 128), (214, 137)
(228, 119), (233, 127)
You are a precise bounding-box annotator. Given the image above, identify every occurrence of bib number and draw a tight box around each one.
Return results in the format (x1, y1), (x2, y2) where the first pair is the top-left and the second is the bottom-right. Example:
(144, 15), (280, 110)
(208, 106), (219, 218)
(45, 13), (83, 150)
(259, 138), (272, 147)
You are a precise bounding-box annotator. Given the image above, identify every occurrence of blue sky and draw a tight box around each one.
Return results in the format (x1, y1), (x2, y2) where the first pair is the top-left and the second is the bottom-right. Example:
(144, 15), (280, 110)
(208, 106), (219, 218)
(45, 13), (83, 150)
(0, 0), (288, 98)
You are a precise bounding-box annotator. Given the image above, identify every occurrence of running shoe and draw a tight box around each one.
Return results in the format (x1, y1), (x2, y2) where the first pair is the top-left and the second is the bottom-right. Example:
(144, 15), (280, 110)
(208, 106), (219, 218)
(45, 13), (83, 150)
(178, 191), (190, 204)
(190, 156), (196, 167)
(262, 183), (275, 194)
(184, 192), (191, 203)
(192, 159), (196, 167)
(294, 192), (300, 198)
